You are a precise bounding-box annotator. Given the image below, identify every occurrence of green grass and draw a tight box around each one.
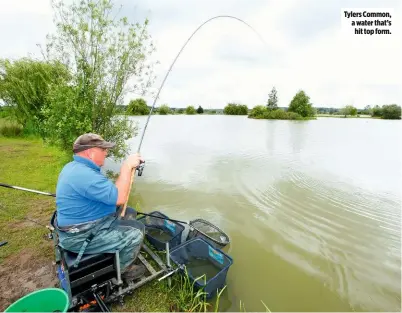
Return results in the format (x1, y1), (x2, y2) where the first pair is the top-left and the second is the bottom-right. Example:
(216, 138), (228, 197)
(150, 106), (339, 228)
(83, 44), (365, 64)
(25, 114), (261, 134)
(110, 276), (175, 311)
(0, 137), (71, 262)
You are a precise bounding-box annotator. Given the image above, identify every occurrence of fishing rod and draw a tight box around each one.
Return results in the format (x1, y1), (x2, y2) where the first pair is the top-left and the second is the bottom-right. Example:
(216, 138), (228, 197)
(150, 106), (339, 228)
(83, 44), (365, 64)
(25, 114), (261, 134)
(134, 15), (266, 176)
(0, 182), (55, 197)
(122, 15), (265, 217)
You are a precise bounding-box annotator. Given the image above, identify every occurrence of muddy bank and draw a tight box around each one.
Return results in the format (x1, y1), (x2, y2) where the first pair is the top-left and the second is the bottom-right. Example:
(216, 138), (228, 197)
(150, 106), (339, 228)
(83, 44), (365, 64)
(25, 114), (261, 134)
(0, 248), (58, 310)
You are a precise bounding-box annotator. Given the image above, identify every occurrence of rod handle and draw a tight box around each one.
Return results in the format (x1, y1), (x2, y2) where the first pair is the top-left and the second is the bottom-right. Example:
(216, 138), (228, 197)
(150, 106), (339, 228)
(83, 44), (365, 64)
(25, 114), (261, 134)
(120, 169), (135, 218)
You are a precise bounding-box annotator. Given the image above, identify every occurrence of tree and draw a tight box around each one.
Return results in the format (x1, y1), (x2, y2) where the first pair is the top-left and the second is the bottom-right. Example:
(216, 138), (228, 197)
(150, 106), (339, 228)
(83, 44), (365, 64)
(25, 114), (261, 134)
(0, 58), (70, 133)
(267, 87), (278, 110)
(223, 103), (248, 115)
(185, 105), (196, 114)
(288, 90), (315, 117)
(371, 105), (383, 117)
(328, 108), (338, 115)
(340, 105), (357, 117)
(177, 108), (184, 114)
(126, 98), (149, 115)
(158, 104), (170, 115)
(362, 105), (372, 115)
(41, 0), (156, 159)
(197, 105), (204, 114)
(248, 105), (267, 118)
(381, 104), (401, 119)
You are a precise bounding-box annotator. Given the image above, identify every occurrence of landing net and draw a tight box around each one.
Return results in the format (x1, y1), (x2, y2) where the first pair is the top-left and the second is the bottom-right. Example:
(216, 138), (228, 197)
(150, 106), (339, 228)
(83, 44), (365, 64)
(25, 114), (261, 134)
(187, 219), (230, 248)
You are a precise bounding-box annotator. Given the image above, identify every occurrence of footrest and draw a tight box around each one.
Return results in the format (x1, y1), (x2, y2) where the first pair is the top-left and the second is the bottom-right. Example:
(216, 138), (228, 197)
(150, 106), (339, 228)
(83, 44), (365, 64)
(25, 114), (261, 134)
(106, 242), (169, 302)
(138, 253), (156, 275)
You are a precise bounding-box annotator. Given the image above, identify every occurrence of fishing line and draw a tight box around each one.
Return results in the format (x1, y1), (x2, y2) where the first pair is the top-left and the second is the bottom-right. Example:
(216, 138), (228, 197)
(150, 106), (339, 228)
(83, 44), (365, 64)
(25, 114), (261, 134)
(136, 15), (266, 155)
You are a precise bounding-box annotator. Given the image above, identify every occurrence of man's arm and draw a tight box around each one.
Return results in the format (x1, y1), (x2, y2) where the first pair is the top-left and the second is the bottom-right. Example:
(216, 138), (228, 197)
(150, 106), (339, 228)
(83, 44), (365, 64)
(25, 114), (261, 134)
(115, 163), (133, 205)
(115, 153), (143, 205)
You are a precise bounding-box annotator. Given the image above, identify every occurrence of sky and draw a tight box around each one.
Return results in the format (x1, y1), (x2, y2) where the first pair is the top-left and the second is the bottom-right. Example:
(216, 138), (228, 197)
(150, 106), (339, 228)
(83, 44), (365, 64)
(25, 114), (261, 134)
(0, 0), (401, 109)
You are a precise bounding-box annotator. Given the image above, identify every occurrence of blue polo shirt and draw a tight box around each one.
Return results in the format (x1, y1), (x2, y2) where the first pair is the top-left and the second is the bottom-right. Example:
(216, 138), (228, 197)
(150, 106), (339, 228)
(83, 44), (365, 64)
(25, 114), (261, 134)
(55, 155), (118, 227)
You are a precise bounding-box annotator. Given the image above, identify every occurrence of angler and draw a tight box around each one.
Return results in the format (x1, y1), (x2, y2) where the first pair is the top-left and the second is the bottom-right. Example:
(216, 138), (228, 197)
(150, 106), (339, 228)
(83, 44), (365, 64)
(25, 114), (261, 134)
(55, 133), (147, 281)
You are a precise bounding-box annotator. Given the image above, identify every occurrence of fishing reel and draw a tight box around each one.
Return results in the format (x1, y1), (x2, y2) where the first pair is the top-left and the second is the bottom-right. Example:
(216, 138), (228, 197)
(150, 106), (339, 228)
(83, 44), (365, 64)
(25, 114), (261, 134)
(136, 161), (145, 176)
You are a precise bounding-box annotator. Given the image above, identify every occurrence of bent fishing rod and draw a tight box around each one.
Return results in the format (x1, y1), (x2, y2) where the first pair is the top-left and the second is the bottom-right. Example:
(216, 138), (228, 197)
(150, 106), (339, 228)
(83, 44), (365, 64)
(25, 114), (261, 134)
(122, 15), (265, 217)
(135, 15), (266, 156)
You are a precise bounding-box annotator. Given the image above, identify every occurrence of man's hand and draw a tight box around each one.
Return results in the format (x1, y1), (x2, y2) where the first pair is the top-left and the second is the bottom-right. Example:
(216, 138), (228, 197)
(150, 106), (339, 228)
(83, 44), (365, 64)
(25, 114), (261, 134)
(115, 153), (144, 205)
(124, 153), (144, 170)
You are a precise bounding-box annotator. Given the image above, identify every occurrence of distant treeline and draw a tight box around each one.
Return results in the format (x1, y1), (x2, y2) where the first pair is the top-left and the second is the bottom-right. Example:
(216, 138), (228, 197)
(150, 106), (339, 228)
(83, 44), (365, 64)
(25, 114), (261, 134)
(120, 98), (221, 115)
(122, 87), (400, 120)
(316, 104), (401, 119)
(124, 88), (316, 120)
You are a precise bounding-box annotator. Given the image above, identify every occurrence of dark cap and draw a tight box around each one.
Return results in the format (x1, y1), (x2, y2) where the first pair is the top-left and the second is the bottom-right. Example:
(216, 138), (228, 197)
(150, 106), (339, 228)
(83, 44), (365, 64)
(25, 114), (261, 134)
(73, 133), (115, 153)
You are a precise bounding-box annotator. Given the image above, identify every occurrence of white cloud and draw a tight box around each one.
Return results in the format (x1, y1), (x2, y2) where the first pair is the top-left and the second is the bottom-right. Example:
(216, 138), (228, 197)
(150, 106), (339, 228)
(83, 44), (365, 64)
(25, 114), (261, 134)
(0, 0), (53, 59)
(0, 0), (52, 14)
(141, 0), (402, 109)
(1, 0), (400, 109)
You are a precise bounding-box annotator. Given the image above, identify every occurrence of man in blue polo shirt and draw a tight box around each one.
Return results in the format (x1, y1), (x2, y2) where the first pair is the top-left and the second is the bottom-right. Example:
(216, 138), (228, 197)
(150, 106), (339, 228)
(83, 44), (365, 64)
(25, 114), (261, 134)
(55, 133), (146, 281)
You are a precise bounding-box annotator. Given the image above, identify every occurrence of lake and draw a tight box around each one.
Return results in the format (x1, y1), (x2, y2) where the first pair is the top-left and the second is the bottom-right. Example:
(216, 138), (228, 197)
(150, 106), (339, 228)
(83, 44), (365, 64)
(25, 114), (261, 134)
(105, 115), (401, 312)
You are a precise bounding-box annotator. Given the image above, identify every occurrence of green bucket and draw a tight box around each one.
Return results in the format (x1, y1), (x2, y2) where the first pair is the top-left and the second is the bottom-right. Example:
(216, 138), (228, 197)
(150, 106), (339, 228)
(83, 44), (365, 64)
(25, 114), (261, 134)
(4, 288), (69, 312)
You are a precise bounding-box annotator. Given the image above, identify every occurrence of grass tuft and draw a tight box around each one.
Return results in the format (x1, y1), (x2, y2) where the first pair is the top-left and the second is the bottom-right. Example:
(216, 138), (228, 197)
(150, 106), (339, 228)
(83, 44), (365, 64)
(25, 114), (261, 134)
(0, 119), (23, 137)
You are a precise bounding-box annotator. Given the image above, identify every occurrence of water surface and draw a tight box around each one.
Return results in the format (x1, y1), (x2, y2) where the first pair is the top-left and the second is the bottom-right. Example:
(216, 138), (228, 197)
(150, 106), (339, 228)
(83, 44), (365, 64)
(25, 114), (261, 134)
(106, 115), (401, 311)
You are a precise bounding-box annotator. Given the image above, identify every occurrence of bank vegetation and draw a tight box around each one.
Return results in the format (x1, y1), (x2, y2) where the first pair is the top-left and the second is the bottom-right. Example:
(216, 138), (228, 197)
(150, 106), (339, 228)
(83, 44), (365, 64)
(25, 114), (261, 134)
(0, 0), (157, 160)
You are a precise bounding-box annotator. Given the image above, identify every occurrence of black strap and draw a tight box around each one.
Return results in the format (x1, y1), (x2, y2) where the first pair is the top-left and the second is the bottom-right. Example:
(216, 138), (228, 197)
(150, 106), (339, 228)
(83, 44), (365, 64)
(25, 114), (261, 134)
(72, 229), (97, 268)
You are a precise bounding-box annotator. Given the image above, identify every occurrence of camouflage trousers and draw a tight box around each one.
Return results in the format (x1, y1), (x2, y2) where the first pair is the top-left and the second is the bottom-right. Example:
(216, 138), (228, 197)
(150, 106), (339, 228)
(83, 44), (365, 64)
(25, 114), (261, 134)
(56, 207), (145, 271)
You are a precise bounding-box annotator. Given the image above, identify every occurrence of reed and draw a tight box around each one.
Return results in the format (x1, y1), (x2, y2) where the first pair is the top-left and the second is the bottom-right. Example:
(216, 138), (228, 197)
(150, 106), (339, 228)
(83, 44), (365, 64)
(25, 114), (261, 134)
(169, 265), (228, 312)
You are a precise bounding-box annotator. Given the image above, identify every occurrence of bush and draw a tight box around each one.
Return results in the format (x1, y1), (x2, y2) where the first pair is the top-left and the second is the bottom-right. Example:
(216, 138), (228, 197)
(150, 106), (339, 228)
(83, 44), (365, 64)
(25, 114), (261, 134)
(159, 104), (171, 115)
(248, 105), (267, 118)
(185, 106), (197, 115)
(381, 104), (401, 119)
(0, 106), (16, 119)
(41, 84), (93, 150)
(266, 109), (304, 120)
(0, 58), (70, 136)
(371, 105), (383, 117)
(340, 105), (358, 117)
(127, 98), (150, 115)
(248, 106), (306, 120)
(223, 103), (248, 115)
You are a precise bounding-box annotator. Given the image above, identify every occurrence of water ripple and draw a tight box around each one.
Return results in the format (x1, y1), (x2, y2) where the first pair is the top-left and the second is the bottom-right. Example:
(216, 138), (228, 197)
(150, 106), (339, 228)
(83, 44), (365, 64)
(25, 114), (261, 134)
(233, 155), (401, 310)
